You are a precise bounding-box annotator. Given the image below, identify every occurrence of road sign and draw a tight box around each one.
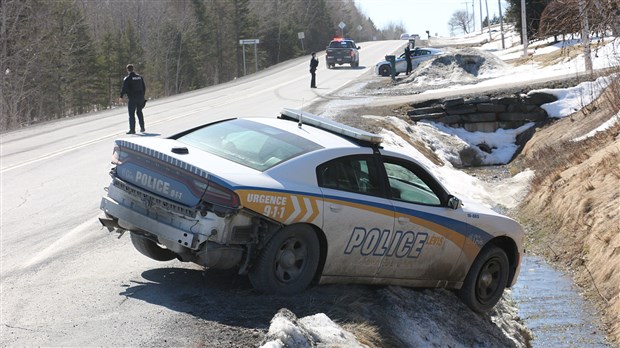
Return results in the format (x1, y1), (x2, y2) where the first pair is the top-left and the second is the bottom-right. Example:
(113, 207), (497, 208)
(239, 39), (260, 45)
(297, 32), (304, 39)
(239, 39), (260, 76)
(338, 21), (346, 29)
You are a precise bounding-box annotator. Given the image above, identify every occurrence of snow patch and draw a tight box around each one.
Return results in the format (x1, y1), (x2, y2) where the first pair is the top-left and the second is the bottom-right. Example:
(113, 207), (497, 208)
(533, 74), (617, 118)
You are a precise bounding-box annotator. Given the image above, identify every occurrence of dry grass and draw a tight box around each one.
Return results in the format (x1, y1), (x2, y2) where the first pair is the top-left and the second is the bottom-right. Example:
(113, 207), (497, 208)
(340, 322), (384, 347)
(513, 76), (620, 344)
(512, 40), (614, 68)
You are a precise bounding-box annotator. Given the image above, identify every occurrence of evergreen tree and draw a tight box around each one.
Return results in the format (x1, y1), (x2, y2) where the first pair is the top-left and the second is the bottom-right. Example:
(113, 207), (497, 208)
(505, 0), (551, 41)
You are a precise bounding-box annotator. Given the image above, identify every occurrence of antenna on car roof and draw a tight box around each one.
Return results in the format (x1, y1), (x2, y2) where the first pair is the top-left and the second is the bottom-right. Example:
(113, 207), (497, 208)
(298, 99), (304, 128)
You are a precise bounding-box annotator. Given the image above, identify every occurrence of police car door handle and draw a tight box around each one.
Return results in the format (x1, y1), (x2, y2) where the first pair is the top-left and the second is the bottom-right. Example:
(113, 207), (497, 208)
(397, 216), (410, 224)
(329, 204), (342, 212)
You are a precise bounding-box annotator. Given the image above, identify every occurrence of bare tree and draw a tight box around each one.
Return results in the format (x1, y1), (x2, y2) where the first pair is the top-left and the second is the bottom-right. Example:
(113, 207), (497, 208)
(540, 0), (619, 75)
(449, 10), (472, 35)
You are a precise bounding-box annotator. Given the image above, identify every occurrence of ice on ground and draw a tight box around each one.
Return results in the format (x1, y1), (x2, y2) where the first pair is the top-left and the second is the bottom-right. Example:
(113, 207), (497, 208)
(260, 309), (365, 348)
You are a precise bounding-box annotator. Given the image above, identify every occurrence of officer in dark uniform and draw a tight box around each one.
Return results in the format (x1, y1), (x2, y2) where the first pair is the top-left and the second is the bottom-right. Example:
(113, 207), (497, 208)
(120, 64), (146, 134)
(309, 52), (319, 88)
(404, 45), (413, 75)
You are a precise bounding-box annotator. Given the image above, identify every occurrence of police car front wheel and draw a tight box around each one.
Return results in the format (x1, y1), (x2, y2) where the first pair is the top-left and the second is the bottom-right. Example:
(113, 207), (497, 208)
(379, 65), (391, 76)
(457, 244), (509, 313)
(249, 224), (320, 295)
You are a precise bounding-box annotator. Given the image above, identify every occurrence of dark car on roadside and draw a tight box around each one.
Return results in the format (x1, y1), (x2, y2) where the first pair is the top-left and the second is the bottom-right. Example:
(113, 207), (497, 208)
(325, 38), (360, 68)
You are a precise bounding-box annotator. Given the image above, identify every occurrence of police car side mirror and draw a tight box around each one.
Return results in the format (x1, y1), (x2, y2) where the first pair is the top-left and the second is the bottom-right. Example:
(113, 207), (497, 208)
(357, 46), (361, 49)
(447, 196), (461, 210)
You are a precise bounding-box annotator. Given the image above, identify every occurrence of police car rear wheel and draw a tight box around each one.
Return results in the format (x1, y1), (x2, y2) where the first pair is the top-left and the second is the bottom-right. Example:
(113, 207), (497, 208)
(457, 245), (509, 313)
(249, 224), (320, 295)
(130, 232), (177, 261)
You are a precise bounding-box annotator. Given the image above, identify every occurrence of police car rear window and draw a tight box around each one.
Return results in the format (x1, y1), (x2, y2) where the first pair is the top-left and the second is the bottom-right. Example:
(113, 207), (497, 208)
(329, 41), (354, 48)
(177, 119), (323, 171)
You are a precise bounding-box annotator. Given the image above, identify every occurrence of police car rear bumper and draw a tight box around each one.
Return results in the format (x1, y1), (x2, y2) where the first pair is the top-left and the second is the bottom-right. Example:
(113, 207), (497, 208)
(326, 56), (354, 64)
(100, 184), (224, 250)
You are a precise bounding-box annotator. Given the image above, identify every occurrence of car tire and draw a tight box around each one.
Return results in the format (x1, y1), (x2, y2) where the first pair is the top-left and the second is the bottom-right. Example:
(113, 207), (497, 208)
(457, 244), (509, 313)
(379, 65), (390, 76)
(249, 224), (320, 295)
(130, 232), (177, 261)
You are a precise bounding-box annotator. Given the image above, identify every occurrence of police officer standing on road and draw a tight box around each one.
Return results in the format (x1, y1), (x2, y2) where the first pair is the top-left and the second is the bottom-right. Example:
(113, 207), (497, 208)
(404, 44), (413, 75)
(120, 64), (146, 134)
(309, 52), (319, 88)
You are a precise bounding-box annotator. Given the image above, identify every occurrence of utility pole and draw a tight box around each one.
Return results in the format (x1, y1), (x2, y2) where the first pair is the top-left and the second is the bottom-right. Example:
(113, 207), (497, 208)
(498, 0), (505, 48)
(579, 0), (593, 74)
(463, 2), (470, 33)
(521, 0), (528, 56)
(485, 0), (491, 41)
(472, 1), (475, 32)
(479, 0), (484, 34)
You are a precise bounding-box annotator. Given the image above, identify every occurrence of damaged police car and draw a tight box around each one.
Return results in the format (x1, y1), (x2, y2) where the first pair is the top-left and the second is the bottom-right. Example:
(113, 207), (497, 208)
(99, 109), (524, 312)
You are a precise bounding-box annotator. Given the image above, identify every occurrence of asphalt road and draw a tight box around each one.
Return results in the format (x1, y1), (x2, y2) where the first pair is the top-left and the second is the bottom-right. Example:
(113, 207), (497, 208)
(0, 39), (408, 346)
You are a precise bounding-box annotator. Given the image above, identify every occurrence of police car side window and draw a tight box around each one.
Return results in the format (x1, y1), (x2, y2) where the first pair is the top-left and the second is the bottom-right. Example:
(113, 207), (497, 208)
(384, 161), (441, 206)
(317, 157), (381, 196)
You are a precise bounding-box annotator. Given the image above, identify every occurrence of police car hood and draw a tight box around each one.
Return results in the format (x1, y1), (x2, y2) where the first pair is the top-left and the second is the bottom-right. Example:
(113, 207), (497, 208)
(458, 195), (524, 238)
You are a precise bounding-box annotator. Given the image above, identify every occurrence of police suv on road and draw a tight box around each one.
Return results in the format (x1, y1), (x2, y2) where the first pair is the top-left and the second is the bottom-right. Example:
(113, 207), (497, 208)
(99, 109), (524, 312)
(325, 38), (360, 68)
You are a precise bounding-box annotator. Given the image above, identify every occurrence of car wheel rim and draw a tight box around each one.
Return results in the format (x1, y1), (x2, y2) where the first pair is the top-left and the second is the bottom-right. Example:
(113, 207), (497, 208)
(274, 237), (307, 283)
(476, 257), (501, 303)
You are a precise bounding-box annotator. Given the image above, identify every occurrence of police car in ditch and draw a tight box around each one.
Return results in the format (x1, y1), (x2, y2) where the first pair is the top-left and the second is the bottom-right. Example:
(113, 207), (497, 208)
(99, 109), (524, 312)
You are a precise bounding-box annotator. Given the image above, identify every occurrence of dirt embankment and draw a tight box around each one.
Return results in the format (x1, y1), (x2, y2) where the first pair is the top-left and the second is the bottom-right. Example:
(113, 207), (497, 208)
(509, 80), (620, 344)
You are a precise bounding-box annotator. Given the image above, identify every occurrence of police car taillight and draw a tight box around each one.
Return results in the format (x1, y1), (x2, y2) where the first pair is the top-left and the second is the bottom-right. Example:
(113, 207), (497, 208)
(202, 180), (240, 208)
(111, 145), (125, 165)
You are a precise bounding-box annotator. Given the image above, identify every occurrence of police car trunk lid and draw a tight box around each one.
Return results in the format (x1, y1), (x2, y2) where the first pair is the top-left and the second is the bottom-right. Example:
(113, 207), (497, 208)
(113, 138), (252, 208)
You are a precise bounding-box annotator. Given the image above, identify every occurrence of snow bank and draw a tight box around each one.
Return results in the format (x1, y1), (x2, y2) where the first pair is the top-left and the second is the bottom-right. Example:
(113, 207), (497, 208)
(532, 74), (617, 118)
(260, 309), (365, 348)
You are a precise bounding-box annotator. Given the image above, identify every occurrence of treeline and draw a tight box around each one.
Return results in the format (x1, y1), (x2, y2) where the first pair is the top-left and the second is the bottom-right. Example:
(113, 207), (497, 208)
(0, 0), (404, 131)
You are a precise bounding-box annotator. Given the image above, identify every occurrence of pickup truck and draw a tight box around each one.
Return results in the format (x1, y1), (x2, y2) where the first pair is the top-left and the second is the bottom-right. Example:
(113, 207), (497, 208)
(325, 38), (360, 68)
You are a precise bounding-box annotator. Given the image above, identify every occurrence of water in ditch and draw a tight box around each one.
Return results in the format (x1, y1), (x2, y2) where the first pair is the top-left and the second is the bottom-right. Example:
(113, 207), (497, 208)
(512, 255), (611, 347)
(464, 166), (612, 347)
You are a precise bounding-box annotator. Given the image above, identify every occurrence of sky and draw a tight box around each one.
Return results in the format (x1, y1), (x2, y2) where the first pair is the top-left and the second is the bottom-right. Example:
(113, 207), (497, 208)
(355, 0), (509, 37)
(260, 30), (619, 347)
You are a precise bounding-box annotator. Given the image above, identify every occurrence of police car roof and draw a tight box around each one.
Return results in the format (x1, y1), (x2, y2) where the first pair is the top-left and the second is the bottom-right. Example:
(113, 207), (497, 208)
(279, 108), (383, 146)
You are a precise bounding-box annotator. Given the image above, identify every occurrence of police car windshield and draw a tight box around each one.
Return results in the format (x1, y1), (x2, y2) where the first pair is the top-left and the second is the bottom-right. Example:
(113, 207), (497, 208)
(177, 119), (323, 171)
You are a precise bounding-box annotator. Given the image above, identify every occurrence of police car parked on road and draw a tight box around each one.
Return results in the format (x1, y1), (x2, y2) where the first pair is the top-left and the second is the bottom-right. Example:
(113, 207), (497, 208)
(375, 47), (443, 77)
(325, 37), (360, 68)
(99, 109), (524, 312)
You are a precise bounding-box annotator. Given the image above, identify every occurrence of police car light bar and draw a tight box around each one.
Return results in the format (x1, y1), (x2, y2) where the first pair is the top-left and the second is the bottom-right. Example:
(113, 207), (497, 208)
(280, 108), (383, 145)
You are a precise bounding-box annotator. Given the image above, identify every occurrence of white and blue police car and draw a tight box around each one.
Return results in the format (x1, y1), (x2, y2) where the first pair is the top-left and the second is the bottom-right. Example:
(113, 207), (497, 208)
(99, 108), (524, 312)
(375, 47), (443, 77)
